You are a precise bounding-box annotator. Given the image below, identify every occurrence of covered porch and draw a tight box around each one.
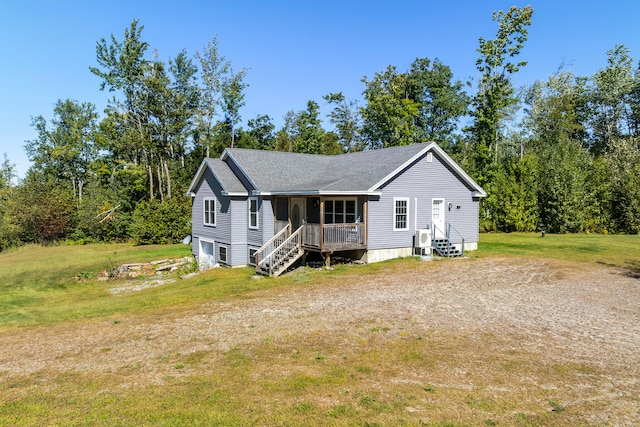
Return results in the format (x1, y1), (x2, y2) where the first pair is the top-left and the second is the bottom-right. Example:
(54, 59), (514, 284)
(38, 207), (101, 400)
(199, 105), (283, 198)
(273, 196), (367, 252)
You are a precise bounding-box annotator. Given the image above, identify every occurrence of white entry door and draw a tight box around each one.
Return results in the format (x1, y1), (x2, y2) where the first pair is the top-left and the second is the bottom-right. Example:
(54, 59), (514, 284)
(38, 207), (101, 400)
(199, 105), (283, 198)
(291, 198), (305, 230)
(199, 240), (216, 269)
(432, 198), (445, 239)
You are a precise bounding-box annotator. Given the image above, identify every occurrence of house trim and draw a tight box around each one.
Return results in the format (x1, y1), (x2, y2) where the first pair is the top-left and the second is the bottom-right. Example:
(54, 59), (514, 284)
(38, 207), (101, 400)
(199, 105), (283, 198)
(258, 190), (382, 196)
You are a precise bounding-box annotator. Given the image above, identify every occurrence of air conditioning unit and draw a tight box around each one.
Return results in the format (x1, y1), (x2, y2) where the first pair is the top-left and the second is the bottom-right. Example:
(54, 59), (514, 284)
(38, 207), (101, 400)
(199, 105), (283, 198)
(414, 229), (432, 248)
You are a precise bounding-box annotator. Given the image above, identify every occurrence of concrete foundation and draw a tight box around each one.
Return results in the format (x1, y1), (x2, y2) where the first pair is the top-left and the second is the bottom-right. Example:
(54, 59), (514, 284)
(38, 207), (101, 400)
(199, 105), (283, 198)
(362, 247), (414, 263)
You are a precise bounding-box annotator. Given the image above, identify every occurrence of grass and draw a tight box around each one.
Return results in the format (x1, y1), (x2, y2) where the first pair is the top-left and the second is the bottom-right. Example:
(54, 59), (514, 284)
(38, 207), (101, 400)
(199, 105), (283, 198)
(0, 243), (308, 327)
(477, 232), (640, 272)
(0, 234), (638, 425)
(0, 330), (604, 426)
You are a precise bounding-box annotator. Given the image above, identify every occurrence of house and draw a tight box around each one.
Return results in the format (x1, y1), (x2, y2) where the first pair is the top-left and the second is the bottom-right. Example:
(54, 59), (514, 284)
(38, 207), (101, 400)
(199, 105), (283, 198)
(186, 142), (486, 276)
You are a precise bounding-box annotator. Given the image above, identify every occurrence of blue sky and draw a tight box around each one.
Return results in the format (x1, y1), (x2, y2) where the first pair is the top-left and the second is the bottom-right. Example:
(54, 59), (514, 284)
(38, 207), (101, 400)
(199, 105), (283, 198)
(1, 1), (639, 179)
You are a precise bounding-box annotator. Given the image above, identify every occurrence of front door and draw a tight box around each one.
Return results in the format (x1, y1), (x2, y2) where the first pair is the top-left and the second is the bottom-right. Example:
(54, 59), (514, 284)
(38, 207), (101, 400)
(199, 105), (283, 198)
(291, 198), (305, 231)
(432, 198), (445, 239)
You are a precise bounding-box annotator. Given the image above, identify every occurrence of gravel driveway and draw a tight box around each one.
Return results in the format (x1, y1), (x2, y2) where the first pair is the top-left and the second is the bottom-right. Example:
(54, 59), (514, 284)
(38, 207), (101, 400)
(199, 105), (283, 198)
(1, 256), (638, 424)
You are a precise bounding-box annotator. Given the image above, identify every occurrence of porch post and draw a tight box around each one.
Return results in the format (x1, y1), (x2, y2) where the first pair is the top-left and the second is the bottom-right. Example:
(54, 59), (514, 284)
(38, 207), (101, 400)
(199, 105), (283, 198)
(319, 198), (325, 251)
(363, 198), (367, 246)
(273, 197), (278, 233)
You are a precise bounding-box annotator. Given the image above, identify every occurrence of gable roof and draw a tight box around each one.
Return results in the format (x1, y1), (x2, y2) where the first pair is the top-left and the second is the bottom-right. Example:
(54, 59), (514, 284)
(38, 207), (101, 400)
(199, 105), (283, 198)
(187, 158), (248, 197)
(187, 142), (486, 197)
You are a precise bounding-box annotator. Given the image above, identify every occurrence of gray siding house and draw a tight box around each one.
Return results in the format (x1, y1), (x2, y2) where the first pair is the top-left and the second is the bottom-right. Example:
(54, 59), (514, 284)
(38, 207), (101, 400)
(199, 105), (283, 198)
(187, 142), (486, 276)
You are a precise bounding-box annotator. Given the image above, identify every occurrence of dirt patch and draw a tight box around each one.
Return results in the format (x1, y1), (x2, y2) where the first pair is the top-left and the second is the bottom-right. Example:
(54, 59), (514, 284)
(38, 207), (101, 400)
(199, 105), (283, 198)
(1, 256), (638, 424)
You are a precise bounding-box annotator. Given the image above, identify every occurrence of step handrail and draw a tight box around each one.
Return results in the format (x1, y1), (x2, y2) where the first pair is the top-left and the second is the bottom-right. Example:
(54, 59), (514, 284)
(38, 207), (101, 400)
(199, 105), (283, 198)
(255, 224), (290, 267)
(446, 223), (465, 256)
(258, 225), (304, 276)
(431, 222), (465, 256)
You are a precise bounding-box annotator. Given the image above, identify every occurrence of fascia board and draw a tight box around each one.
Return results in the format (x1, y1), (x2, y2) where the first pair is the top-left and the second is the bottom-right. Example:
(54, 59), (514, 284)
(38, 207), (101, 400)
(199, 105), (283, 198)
(257, 190), (382, 196)
(185, 159), (209, 196)
(223, 191), (249, 197)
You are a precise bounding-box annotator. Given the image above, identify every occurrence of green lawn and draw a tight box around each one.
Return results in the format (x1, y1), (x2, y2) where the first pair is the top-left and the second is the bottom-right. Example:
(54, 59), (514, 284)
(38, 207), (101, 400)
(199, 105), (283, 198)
(0, 236), (638, 426)
(478, 232), (640, 271)
(1, 234), (639, 328)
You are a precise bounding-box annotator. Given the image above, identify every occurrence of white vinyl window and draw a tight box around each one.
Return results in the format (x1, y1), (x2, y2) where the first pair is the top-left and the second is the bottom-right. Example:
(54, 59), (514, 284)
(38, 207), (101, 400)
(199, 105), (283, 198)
(324, 199), (357, 224)
(203, 198), (216, 226)
(249, 197), (258, 229)
(219, 245), (227, 264)
(393, 198), (409, 231)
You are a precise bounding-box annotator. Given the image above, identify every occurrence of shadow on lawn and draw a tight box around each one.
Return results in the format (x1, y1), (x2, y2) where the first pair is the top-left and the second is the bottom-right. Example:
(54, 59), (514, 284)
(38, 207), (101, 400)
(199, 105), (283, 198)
(600, 260), (640, 279)
(624, 261), (640, 279)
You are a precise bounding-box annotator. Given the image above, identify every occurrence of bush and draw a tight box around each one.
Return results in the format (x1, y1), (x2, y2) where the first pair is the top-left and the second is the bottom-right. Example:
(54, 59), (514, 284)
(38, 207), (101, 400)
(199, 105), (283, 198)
(131, 198), (190, 245)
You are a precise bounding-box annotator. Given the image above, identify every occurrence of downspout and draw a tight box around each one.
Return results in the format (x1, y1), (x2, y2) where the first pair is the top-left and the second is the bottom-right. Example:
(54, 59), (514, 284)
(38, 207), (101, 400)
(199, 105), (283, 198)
(414, 197), (418, 232)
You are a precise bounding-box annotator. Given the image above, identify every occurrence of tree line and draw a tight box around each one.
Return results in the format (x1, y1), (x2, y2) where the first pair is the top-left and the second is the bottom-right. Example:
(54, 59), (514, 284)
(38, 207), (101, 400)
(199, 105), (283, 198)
(1, 6), (639, 250)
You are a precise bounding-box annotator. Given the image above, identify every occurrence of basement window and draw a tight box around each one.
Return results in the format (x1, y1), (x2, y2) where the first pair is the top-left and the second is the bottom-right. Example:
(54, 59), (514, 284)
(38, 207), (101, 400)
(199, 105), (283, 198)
(219, 246), (227, 264)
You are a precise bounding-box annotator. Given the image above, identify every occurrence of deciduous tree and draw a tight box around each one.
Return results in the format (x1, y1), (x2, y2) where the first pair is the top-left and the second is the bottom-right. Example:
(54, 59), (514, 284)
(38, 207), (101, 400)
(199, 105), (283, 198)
(468, 5), (533, 185)
(25, 99), (98, 201)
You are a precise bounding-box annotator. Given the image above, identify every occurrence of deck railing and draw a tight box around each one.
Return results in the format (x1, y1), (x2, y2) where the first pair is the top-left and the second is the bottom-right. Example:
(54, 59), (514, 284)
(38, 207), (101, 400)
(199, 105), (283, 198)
(299, 223), (366, 250)
(322, 223), (365, 249)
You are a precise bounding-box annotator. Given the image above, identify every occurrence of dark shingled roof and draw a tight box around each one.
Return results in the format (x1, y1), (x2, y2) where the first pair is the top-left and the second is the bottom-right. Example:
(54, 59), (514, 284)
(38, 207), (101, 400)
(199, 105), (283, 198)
(203, 158), (247, 194)
(188, 142), (485, 197)
(223, 143), (431, 193)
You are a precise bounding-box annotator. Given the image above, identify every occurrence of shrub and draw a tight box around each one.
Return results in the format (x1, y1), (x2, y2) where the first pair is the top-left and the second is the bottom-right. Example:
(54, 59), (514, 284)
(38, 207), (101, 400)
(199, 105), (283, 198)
(131, 198), (190, 245)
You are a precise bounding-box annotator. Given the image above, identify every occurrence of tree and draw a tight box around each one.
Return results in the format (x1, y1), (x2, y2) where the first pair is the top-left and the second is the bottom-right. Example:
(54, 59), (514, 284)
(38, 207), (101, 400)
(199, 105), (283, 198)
(275, 110), (297, 152)
(0, 154), (17, 250)
(221, 67), (248, 148)
(247, 114), (276, 150)
(25, 99), (98, 201)
(361, 58), (469, 150)
(323, 92), (364, 152)
(292, 101), (326, 154)
(482, 154), (538, 232)
(361, 65), (420, 149)
(523, 70), (587, 151)
(91, 19), (159, 200)
(90, 19), (149, 113)
(4, 173), (76, 244)
(195, 37), (231, 157)
(536, 139), (592, 233)
(587, 45), (636, 154)
(605, 138), (640, 232)
(468, 5), (533, 184)
(168, 49), (200, 167)
(406, 58), (470, 147)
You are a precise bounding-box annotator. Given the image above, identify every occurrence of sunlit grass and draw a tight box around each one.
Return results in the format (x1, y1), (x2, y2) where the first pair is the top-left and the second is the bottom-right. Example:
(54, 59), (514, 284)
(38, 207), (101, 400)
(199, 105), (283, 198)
(2, 234), (639, 328)
(477, 232), (640, 271)
(0, 330), (605, 426)
(0, 236), (637, 425)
